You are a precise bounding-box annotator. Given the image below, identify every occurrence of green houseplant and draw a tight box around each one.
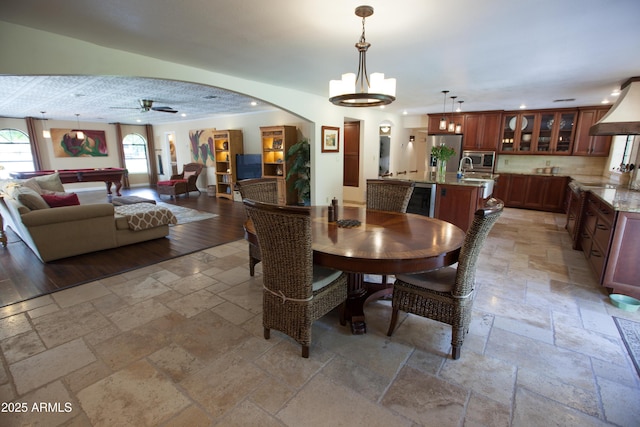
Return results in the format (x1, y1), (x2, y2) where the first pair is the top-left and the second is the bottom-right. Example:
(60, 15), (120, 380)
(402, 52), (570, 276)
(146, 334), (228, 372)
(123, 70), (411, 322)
(431, 144), (456, 182)
(285, 137), (311, 205)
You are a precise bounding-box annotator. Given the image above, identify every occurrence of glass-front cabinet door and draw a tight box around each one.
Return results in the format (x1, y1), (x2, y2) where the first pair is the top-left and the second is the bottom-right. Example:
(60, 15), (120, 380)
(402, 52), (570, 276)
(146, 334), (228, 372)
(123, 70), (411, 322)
(500, 113), (535, 153)
(537, 112), (555, 153)
(554, 112), (576, 154)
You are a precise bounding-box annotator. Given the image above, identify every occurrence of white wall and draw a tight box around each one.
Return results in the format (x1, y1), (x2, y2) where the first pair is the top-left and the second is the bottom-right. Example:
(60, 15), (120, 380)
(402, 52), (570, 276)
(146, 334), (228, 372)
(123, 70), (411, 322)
(1, 21), (403, 205)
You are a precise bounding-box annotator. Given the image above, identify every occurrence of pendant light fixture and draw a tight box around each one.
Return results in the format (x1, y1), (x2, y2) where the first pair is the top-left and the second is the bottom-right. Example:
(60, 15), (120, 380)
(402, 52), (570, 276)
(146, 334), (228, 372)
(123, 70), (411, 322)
(439, 90), (449, 130)
(329, 5), (396, 107)
(75, 114), (84, 140)
(455, 100), (464, 134)
(40, 111), (51, 139)
(448, 96), (457, 132)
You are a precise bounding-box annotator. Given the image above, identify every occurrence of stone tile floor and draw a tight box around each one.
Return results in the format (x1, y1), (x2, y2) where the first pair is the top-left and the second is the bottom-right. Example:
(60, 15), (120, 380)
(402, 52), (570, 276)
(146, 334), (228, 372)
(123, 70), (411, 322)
(0, 208), (639, 426)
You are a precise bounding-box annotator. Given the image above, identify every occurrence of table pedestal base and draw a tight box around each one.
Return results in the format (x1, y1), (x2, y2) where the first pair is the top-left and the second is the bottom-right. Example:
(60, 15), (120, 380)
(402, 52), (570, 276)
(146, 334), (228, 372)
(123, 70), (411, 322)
(345, 273), (394, 334)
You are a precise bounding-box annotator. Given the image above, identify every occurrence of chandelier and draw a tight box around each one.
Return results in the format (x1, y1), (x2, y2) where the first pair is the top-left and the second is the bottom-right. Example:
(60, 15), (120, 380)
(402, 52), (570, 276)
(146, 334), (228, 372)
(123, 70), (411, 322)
(329, 5), (396, 107)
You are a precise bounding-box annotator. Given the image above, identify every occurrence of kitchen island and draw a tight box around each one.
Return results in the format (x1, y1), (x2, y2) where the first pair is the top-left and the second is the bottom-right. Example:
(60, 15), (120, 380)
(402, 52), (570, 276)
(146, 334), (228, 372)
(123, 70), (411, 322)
(567, 177), (640, 299)
(390, 171), (497, 231)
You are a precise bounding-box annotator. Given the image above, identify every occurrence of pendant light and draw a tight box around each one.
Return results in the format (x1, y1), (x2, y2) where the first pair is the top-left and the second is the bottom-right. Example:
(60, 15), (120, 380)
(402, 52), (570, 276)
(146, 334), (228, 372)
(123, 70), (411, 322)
(329, 5), (396, 107)
(75, 114), (84, 140)
(455, 100), (464, 134)
(439, 90), (449, 130)
(40, 111), (51, 139)
(448, 96), (457, 132)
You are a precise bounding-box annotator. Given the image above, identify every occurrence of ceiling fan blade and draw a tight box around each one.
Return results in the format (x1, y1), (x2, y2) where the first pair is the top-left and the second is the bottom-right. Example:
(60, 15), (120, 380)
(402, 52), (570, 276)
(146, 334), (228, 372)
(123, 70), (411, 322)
(151, 106), (178, 113)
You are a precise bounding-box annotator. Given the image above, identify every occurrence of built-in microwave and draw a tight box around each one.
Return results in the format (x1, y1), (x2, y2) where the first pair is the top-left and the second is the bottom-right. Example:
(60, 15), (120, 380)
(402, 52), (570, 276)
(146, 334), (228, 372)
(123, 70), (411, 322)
(461, 150), (496, 173)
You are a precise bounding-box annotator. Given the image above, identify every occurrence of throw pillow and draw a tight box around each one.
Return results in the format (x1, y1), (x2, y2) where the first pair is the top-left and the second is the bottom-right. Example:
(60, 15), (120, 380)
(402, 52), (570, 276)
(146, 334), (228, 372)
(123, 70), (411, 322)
(41, 192), (80, 208)
(22, 178), (44, 194)
(35, 172), (65, 192)
(15, 187), (50, 210)
(183, 171), (197, 179)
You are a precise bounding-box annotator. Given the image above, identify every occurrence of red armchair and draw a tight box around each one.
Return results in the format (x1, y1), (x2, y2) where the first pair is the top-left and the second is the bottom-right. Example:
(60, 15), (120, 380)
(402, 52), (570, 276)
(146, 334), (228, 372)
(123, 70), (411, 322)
(157, 163), (203, 198)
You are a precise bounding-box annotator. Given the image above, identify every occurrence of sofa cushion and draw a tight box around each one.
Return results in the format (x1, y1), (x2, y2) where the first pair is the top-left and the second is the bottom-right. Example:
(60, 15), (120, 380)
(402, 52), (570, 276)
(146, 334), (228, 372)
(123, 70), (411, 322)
(22, 178), (44, 194)
(15, 187), (50, 210)
(35, 172), (65, 192)
(41, 192), (81, 208)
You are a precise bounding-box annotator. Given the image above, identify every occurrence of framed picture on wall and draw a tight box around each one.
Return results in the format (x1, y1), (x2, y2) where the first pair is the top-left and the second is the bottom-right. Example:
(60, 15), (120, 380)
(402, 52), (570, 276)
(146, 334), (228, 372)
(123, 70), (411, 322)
(321, 126), (340, 153)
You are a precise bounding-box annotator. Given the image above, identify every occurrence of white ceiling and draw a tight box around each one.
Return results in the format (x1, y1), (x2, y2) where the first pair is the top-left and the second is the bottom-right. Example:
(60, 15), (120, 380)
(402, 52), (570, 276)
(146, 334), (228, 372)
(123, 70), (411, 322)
(1, 0), (639, 125)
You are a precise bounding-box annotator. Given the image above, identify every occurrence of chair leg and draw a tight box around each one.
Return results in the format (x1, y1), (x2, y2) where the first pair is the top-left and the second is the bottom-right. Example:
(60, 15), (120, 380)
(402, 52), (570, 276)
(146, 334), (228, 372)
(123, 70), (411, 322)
(249, 255), (259, 277)
(264, 327), (270, 340)
(387, 308), (399, 336)
(302, 345), (309, 358)
(452, 345), (461, 360)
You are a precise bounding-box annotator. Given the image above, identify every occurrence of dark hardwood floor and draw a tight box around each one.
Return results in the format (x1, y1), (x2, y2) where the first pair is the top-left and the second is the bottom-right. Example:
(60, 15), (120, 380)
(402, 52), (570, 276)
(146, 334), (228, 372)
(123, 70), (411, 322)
(0, 187), (248, 308)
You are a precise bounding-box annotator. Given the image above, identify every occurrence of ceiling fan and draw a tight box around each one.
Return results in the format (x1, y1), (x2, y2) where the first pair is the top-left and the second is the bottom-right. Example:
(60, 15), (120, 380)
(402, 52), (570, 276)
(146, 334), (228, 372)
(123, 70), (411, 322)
(111, 99), (178, 113)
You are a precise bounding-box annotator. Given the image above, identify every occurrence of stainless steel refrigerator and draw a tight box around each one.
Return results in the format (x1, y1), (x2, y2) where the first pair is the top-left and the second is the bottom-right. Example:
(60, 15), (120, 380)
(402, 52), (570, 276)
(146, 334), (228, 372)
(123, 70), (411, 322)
(427, 134), (463, 173)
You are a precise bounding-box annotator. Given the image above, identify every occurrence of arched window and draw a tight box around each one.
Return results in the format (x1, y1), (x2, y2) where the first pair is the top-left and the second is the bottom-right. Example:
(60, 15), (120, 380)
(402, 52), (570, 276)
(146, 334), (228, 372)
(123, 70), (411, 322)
(122, 133), (148, 174)
(0, 128), (34, 176)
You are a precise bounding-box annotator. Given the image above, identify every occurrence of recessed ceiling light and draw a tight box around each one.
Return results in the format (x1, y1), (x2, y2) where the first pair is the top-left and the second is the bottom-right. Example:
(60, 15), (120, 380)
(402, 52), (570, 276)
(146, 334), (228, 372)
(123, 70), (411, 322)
(519, 104), (526, 109)
(379, 105), (385, 109)
(611, 90), (620, 96)
(601, 99), (610, 104)
(250, 101), (257, 106)
(402, 110), (408, 115)
(136, 119), (141, 122)
(181, 113), (187, 117)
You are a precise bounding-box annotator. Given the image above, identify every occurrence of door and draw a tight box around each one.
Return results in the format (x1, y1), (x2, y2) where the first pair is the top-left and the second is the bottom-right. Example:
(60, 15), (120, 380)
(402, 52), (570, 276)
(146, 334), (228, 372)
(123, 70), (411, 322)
(343, 122), (360, 187)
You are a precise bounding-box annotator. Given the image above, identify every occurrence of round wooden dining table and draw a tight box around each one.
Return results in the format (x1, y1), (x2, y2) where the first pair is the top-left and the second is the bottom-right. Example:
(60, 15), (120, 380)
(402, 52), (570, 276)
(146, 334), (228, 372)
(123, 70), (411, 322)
(244, 205), (465, 334)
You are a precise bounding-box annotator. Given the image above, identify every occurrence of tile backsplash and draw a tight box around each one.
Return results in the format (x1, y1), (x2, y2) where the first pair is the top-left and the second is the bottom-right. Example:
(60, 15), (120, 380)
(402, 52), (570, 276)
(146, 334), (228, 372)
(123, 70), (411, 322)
(495, 155), (607, 176)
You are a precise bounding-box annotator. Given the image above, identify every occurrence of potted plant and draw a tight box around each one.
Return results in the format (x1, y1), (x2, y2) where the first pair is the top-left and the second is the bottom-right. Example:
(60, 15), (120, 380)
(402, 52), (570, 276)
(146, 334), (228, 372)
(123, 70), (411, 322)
(285, 137), (311, 205)
(431, 144), (456, 182)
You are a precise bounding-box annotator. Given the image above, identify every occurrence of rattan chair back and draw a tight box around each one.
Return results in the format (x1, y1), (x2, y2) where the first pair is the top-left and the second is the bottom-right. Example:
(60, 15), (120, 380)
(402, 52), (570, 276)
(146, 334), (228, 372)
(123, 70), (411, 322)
(366, 179), (415, 213)
(236, 178), (279, 205)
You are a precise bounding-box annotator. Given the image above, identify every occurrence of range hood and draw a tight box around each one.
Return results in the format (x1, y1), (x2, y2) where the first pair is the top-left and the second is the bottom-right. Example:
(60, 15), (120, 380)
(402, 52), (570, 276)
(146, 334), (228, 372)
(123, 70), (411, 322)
(590, 77), (640, 136)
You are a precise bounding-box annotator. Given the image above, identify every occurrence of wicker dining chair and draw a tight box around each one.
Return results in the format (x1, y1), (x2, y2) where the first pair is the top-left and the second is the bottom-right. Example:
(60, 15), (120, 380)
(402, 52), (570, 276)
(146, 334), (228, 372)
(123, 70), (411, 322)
(387, 199), (504, 360)
(243, 199), (348, 358)
(236, 178), (279, 276)
(366, 179), (416, 285)
(366, 179), (415, 213)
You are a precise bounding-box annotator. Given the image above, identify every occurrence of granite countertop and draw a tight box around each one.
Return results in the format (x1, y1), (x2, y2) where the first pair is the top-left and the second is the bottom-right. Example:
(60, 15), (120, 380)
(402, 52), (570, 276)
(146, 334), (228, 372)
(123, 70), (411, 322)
(396, 171), (498, 187)
(570, 176), (640, 213)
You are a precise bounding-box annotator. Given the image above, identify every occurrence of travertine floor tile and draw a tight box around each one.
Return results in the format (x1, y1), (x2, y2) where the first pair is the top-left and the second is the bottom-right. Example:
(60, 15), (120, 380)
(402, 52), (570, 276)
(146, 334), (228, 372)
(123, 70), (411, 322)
(78, 359), (191, 426)
(33, 302), (111, 347)
(281, 374), (411, 426)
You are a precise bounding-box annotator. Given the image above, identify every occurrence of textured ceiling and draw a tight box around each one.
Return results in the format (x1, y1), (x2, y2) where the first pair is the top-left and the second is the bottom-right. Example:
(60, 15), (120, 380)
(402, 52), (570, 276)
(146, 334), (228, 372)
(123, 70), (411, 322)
(0, 75), (277, 125)
(1, 0), (640, 125)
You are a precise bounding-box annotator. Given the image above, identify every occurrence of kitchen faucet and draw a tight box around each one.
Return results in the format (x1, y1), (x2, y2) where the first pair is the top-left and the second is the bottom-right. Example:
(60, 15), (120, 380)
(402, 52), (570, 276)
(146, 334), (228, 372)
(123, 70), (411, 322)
(458, 156), (474, 176)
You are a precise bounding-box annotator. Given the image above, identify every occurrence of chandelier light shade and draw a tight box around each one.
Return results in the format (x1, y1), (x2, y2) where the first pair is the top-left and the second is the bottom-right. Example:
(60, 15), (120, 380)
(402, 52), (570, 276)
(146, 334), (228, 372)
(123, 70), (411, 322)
(40, 111), (50, 139)
(448, 96), (457, 132)
(439, 90), (449, 130)
(329, 5), (396, 107)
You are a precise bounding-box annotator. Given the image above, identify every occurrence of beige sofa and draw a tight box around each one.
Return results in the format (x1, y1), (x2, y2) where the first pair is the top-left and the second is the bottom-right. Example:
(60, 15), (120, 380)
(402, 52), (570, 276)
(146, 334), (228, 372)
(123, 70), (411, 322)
(0, 173), (171, 262)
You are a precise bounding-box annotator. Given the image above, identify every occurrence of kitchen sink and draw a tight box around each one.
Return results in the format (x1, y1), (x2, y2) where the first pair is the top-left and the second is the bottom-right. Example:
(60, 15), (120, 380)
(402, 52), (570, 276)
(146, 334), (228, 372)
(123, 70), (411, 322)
(460, 177), (494, 198)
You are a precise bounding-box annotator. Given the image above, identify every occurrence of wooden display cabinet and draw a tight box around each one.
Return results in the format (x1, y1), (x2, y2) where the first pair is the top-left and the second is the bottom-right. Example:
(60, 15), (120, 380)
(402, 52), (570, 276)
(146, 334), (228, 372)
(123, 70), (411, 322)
(213, 130), (244, 199)
(499, 109), (576, 154)
(260, 125), (298, 205)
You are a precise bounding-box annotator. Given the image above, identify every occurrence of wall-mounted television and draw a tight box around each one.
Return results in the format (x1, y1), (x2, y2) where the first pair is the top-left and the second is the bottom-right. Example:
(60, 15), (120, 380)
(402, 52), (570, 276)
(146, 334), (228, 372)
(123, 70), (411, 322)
(236, 154), (262, 180)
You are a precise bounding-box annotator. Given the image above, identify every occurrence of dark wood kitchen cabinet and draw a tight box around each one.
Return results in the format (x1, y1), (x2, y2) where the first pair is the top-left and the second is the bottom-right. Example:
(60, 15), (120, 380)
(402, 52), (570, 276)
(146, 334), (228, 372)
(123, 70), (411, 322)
(428, 114), (464, 135)
(573, 107), (613, 156)
(569, 191), (640, 299)
(435, 184), (483, 232)
(462, 112), (501, 151)
(603, 211), (640, 298)
(495, 174), (568, 212)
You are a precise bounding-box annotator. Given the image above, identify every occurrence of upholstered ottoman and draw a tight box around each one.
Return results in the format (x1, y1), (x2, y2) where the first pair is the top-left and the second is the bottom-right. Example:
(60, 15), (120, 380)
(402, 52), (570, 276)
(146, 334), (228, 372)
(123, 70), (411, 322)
(112, 196), (157, 206)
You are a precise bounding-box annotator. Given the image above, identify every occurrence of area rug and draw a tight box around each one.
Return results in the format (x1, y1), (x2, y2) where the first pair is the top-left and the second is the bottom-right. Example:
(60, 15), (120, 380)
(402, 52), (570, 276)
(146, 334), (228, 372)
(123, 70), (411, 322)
(613, 316), (640, 378)
(157, 202), (218, 224)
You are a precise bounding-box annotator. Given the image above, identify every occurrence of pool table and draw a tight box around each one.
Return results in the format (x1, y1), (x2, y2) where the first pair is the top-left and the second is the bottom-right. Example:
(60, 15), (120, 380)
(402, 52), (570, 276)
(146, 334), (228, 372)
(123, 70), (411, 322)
(10, 168), (127, 196)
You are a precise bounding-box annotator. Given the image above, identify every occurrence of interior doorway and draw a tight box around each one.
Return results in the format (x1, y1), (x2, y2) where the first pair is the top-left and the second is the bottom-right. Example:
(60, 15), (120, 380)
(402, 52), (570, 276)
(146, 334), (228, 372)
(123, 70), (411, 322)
(343, 121), (360, 187)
